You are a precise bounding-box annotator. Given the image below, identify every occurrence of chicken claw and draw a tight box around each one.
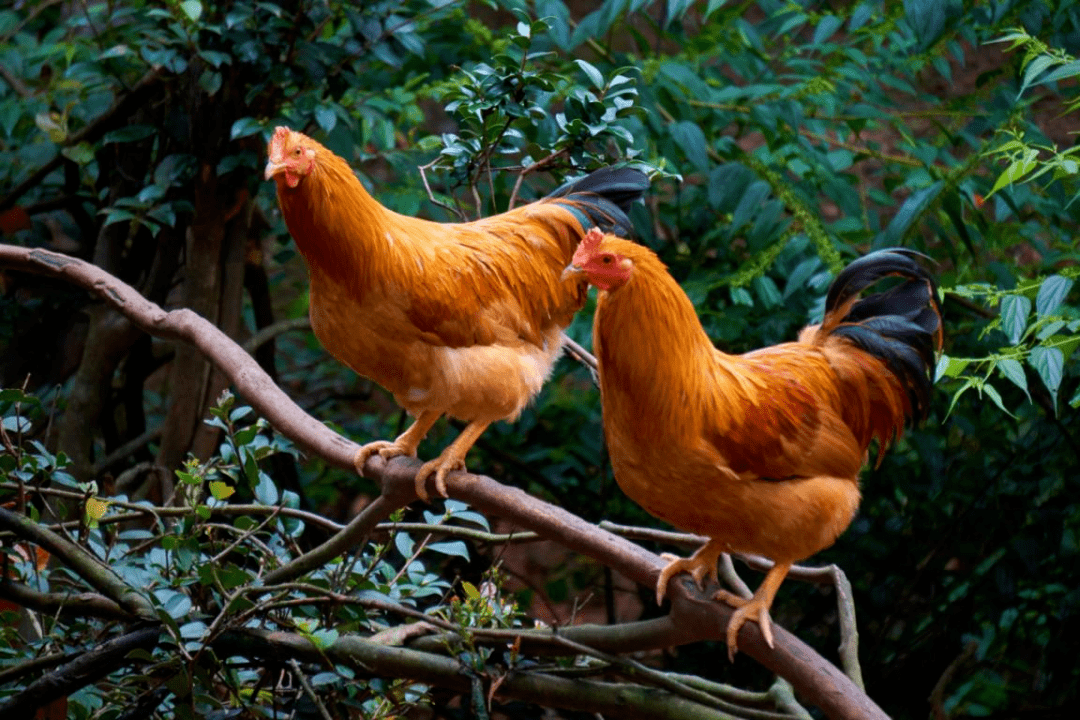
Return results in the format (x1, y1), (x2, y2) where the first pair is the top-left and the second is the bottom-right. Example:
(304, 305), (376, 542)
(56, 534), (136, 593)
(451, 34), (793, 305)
(713, 560), (792, 660)
(414, 454), (467, 502)
(354, 440), (410, 473)
(714, 589), (774, 661)
(655, 541), (725, 605)
(353, 411), (442, 477)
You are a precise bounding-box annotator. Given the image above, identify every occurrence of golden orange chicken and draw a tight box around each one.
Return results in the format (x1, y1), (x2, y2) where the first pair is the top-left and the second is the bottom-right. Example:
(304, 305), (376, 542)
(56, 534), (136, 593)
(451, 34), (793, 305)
(566, 229), (942, 658)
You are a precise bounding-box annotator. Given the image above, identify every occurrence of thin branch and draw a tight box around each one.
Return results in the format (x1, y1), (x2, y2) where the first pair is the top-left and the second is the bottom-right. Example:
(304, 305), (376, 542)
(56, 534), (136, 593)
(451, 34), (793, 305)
(561, 332), (599, 382)
(0, 580), (132, 622)
(91, 425), (164, 476)
(241, 316), (312, 354)
(288, 659), (335, 720)
(0, 506), (155, 619)
(214, 626), (738, 720)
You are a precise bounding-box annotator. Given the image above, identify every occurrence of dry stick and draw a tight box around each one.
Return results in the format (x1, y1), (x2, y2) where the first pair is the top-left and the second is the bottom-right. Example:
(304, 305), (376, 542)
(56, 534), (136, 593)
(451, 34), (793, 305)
(0, 244), (886, 720)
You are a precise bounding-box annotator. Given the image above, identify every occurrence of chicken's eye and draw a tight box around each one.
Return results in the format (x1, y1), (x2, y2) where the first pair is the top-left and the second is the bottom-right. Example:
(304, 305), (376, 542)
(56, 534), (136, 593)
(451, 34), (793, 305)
(601, 255), (613, 264)
(293, 148), (302, 156)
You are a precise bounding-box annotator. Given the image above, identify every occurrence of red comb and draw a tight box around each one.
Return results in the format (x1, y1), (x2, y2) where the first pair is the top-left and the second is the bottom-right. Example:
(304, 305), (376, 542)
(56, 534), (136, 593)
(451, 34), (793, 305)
(268, 126), (291, 160)
(572, 227), (605, 266)
(582, 227), (604, 249)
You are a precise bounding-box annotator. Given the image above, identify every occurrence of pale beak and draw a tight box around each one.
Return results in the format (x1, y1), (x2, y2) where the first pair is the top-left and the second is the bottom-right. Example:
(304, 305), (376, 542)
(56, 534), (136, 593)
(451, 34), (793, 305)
(561, 263), (585, 281)
(264, 159), (286, 181)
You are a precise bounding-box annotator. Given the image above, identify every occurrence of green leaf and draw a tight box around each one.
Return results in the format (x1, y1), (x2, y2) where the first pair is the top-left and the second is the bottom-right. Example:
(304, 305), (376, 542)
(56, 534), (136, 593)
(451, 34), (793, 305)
(427, 541), (469, 559)
(995, 358), (1030, 402)
(1035, 275), (1073, 318)
(230, 117), (262, 140)
(989, 149), (1039, 195)
(209, 481), (234, 500)
(980, 382), (1014, 418)
(315, 106), (337, 133)
(880, 182), (942, 245)
(61, 142), (95, 165)
(574, 59), (605, 90)
(180, 0), (202, 22)
(102, 125), (156, 144)
(999, 295), (1031, 344)
(1029, 345), (1064, 410)
(669, 121), (709, 173)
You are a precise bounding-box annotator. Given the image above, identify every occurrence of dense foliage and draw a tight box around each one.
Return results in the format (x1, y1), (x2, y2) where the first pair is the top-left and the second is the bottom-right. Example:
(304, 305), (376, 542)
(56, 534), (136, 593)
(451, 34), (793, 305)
(2, 0), (1079, 718)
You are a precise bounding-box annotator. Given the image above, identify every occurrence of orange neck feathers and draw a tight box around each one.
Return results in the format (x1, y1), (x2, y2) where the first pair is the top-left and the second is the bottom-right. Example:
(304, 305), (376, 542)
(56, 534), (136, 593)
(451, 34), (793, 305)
(592, 241), (723, 412)
(274, 142), (386, 287)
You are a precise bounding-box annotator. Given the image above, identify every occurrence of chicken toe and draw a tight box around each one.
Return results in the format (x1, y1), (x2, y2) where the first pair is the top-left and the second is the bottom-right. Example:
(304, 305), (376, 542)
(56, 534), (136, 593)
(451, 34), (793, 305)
(412, 420), (490, 502)
(353, 411), (441, 477)
(655, 541), (725, 605)
(414, 455), (467, 501)
(713, 560), (792, 660)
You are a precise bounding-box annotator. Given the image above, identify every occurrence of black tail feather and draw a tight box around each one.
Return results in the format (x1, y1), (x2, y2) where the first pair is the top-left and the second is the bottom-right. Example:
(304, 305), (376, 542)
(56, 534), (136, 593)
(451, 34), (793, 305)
(825, 248), (943, 423)
(547, 166), (649, 237)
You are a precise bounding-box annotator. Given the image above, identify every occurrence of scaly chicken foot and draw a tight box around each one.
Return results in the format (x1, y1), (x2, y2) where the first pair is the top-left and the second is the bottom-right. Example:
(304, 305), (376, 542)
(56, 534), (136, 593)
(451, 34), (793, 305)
(413, 420), (491, 502)
(655, 540), (726, 606)
(353, 410), (441, 476)
(713, 560), (792, 661)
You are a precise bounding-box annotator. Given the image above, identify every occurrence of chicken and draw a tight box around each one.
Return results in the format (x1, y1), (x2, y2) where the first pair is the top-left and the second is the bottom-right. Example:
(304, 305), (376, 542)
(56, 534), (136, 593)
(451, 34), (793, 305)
(264, 127), (647, 500)
(566, 229), (942, 659)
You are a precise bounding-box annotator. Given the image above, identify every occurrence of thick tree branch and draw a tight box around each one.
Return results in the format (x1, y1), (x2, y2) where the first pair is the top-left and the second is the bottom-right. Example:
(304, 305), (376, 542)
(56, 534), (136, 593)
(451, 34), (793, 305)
(0, 244), (886, 720)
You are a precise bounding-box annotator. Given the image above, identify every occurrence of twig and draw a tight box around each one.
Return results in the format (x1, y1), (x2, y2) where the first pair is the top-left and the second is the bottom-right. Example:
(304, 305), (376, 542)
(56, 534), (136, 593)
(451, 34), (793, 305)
(561, 332), (599, 383)
(241, 316), (313, 354)
(928, 641), (978, 720)
(289, 659), (335, 720)
(418, 160), (467, 220)
(91, 426), (164, 476)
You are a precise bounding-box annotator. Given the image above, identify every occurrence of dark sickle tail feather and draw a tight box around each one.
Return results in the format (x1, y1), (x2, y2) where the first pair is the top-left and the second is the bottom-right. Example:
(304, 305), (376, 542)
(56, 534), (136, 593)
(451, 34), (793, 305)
(823, 249), (944, 423)
(547, 167), (649, 237)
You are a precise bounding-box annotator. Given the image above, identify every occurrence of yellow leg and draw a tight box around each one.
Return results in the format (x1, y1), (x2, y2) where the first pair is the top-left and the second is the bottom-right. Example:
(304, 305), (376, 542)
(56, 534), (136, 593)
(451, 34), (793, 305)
(353, 410), (441, 476)
(655, 540), (725, 606)
(414, 420), (491, 502)
(714, 560), (792, 661)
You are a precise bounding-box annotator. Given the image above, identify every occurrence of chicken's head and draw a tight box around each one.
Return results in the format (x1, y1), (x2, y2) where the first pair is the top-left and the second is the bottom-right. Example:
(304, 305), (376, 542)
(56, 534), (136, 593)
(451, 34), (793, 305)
(265, 126), (317, 189)
(564, 228), (634, 291)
